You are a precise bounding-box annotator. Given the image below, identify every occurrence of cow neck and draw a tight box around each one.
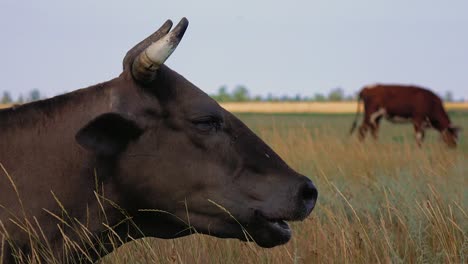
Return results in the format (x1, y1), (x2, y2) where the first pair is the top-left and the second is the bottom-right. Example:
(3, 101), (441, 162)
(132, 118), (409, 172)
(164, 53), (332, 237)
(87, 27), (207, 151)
(0, 80), (126, 245)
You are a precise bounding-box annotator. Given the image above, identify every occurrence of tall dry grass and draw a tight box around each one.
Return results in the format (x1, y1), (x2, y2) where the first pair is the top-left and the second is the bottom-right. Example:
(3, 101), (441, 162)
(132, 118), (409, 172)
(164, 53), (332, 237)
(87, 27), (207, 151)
(1, 113), (467, 263)
(252, 118), (466, 263)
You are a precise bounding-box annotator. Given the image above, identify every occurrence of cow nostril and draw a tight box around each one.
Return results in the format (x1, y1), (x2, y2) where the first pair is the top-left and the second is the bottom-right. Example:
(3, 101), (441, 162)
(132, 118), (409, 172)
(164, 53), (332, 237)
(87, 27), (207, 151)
(300, 179), (318, 205)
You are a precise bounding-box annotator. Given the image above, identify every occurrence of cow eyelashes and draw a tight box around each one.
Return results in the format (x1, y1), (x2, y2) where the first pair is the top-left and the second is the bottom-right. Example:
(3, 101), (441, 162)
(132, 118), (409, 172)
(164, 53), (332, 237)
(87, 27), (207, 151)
(192, 116), (223, 133)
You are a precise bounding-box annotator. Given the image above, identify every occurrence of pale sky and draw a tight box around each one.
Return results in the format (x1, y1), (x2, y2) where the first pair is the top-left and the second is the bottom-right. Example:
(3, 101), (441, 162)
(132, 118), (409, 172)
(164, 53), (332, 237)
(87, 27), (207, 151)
(1, 0), (467, 100)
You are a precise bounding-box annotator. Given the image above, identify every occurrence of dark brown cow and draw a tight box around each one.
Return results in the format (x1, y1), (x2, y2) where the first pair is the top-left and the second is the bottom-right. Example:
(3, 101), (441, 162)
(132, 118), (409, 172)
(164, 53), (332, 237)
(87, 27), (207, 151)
(350, 84), (460, 147)
(0, 18), (317, 263)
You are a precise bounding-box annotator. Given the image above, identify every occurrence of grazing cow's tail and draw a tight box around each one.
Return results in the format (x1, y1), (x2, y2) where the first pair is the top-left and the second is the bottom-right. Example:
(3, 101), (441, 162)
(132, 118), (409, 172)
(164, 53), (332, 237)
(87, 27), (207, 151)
(349, 91), (363, 135)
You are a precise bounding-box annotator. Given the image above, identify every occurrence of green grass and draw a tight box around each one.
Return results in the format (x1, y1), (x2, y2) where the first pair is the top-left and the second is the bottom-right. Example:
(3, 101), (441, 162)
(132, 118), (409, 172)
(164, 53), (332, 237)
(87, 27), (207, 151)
(3, 112), (467, 263)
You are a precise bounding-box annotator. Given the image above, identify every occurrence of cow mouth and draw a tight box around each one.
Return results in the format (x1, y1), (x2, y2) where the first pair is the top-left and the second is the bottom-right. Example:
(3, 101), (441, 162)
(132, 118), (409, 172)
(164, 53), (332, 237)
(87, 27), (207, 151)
(244, 210), (292, 248)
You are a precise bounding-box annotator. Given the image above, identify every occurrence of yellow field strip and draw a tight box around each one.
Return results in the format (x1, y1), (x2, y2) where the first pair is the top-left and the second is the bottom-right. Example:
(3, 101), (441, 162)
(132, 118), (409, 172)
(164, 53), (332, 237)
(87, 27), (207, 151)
(220, 102), (468, 113)
(0, 104), (13, 109)
(1, 102), (467, 113)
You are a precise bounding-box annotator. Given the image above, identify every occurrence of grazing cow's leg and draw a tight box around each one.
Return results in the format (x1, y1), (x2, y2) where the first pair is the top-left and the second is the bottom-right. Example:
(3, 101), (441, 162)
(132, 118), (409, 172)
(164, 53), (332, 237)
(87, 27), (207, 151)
(369, 108), (385, 140)
(370, 116), (382, 139)
(359, 106), (378, 141)
(413, 118), (426, 147)
(358, 123), (368, 141)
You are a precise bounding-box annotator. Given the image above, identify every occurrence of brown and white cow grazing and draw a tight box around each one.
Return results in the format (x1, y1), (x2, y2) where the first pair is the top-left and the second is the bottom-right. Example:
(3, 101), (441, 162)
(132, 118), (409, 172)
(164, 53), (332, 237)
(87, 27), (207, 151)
(349, 84), (460, 147)
(0, 18), (317, 263)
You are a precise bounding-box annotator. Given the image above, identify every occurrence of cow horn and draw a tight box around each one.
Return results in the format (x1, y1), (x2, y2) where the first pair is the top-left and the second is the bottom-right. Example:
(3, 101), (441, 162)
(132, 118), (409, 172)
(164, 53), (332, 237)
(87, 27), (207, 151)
(123, 19), (173, 70)
(132, 18), (189, 84)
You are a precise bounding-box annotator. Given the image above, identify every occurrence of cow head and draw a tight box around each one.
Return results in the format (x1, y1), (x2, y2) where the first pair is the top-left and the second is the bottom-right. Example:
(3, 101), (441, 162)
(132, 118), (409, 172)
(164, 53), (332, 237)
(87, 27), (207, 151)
(75, 18), (317, 248)
(442, 125), (461, 148)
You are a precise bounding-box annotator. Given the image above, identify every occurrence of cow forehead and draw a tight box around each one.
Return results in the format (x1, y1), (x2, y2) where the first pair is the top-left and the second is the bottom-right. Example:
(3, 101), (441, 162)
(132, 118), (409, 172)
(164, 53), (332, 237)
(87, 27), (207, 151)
(183, 102), (223, 119)
(165, 77), (222, 117)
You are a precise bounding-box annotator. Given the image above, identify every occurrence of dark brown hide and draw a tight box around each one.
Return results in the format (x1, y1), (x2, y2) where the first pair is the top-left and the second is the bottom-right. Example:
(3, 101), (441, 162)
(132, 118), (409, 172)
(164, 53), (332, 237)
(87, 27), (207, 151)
(349, 84), (459, 147)
(0, 19), (317, 263)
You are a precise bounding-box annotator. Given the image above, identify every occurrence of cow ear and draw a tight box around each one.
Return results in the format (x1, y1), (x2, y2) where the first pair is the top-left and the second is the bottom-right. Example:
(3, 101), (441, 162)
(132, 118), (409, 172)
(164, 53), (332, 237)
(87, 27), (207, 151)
(76, 113), (143, 156)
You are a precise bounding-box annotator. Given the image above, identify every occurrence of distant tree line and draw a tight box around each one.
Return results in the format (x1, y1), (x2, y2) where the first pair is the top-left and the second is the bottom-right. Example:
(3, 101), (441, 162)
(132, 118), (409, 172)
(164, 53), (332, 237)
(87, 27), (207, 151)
(211, 85), (357, 102)
(211, 85), (463, 102)
(1, 89), (43, 104)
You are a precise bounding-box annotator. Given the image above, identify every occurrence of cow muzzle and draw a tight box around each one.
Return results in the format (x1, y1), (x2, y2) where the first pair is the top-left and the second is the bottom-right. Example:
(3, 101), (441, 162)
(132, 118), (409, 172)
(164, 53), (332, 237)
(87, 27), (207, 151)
(246, 176), (318, 248)
(299, 177), (318, 217)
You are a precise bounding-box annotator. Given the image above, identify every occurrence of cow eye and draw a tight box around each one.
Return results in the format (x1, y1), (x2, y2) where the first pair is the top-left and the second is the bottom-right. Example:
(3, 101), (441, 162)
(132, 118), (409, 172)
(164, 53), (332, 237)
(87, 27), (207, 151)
(192, 117), (222, 133)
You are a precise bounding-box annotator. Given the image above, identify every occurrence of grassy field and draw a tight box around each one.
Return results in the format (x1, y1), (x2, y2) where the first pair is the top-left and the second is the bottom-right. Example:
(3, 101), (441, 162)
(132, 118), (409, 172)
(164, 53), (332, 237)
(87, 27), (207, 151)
(101, 112), (468, 263)
(1, 106), (467, 263)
